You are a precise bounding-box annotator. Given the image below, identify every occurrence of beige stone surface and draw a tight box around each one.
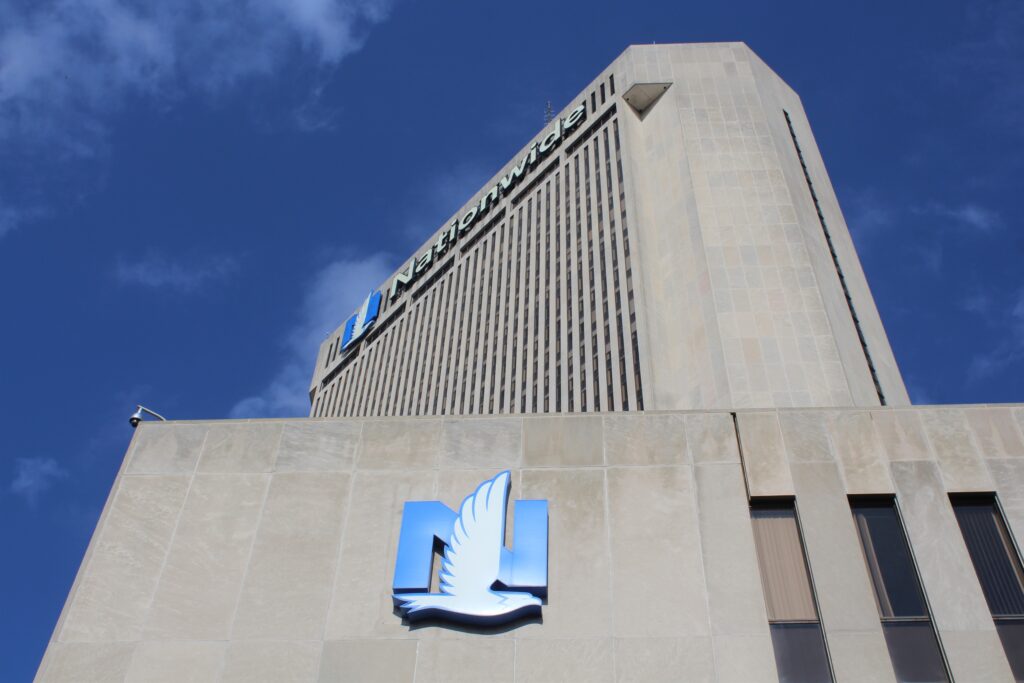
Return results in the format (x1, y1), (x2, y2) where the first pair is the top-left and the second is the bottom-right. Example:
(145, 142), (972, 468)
(871, 409), (931, 461)
(685, 412), (739, 464)
(37, 642), (135, 683)
(317, 639), (417, 682)
(144, 474), (267, 640)
(126, 423), (207, 474)
(965, 407), (1024, 459)
(522, 415), (603, 467)
(778, 411), (833, 463)
(987, 458), (1024, 549)
(515, 638), (613, 682)
(695, 463), (770, 637)
(940, 629), (1016, 682)
(275, 420), (360, 471)
(518, 468), (611, 639)
(59, 476), (190, 642)
(790, 461), (882, 633)
(613, 636), (714, 682)
(414, 638), (515, 683)
(828, 410), (893, 494)
(231, 473), (351, 640)
(890, 461), (997, 634)
(220, 641), (321, 683)
(603, 413), (688, 465)
(197, 422), (282, 473)
(607, 466), (707, 637)
(360, 418), (441, 470)
(824, 630), (896, 682)
(324, 470), (435, 639)
(123, 641), (225, 683)
(710, 633), (778, 683)
(919, 408), (994, 491)
(735, 412), (794, 497)
(439, 417), (523, 469)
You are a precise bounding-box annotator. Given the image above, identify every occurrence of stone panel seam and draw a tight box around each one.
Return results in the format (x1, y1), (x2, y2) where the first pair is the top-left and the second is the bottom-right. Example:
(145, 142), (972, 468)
(223, 443), (274, 642)
(50, 471), (131, 647)
(601, 467), (617, 676)
(730, 412), (753, 500)
(136, 428), (209, 641)
(316, 420), (364, 683)
(691, 462), (722, 681)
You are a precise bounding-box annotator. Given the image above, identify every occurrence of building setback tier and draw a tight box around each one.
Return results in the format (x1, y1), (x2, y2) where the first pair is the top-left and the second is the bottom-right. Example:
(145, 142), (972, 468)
(39, 404), (1024, 682)
(309, 43), (910, 419)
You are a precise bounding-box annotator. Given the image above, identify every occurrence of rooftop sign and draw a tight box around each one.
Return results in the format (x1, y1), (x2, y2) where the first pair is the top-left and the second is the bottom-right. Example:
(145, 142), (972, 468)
(388, 104), (587, 301)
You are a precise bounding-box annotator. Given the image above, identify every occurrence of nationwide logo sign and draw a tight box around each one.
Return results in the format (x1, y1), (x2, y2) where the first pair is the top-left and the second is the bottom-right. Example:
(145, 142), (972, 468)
(341, 290), (382, 350)
(392, 471), (548, 625)
(388, 104), (587, 301)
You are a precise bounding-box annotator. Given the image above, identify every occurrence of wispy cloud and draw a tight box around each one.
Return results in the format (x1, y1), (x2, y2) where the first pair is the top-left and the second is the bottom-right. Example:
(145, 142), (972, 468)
(230, 252), (395, 418)
(844, 189), (1002, 255)
(0, 0), (394, 237)
(293, 78), (342, 132)
(905, 378), (935, 405)
(115, 252), (239, 293)
(843, 188), (896, 249)
(935, 0), (1024, 132)
(967, 288), (1024, 380)
(912, 202), (1002, 233)
(400, 162), (493, 247)
(10, 457), (68, 506)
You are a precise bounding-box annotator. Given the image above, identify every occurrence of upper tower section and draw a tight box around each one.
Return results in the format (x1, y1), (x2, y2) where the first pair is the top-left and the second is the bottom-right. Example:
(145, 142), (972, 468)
(309, 42), (909, 418)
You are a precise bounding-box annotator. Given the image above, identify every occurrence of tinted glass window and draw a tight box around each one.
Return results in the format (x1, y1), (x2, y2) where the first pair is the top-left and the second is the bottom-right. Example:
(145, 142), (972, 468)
(952, 496), (1024, 682)
(770, 622), (832, 683)
(853, 503), (928, 617)
(751, 502), (833, 683)
(852, 499), (948, 683)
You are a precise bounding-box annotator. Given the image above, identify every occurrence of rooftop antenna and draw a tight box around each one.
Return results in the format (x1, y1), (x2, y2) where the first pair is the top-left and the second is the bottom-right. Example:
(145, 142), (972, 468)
(543, 101), (554, 124)
(130, 404), (167, 428)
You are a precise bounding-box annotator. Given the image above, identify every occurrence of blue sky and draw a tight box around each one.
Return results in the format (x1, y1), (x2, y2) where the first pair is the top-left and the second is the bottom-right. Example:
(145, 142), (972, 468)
(1, 0), (1022, 676)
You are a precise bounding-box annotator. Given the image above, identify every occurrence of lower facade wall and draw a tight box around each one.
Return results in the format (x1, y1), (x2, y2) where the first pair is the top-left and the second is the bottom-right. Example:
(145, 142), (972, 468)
(38, 405), (1024, 682)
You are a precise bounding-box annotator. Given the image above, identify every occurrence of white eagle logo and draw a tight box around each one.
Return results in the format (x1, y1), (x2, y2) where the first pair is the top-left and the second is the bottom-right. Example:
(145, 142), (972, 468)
(394, 471), (542, 624)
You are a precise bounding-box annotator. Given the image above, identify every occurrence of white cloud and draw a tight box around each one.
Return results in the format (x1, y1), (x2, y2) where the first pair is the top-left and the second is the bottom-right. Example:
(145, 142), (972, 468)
(230, 252), (395, 418)
(0, 0), (391, 123)
(10, 457), (68, 505)
(115, 252), (239, 293)
(0, 0), (393, 236)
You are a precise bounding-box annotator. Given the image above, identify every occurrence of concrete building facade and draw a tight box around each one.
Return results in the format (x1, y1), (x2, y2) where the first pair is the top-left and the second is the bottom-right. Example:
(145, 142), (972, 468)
(38, 406), (1024, 682)
(309, 43), (908, 419)
(38, 44), (1024, 682)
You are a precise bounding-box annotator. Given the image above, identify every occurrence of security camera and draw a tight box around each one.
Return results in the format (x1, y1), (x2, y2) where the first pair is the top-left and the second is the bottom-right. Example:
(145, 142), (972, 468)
(129, 405), (167, 428)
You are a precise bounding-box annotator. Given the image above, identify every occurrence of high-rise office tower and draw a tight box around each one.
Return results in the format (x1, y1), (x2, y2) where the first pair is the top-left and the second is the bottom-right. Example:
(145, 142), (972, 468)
(39, 44), (1024, 683)
(309, 42), (908, 419)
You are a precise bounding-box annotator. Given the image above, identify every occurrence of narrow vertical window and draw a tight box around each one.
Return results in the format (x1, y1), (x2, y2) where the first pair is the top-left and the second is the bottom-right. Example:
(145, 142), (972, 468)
(750, 501), (833, 683)
(851, 498), (949, 683)
(951, 495), (1024, 681)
